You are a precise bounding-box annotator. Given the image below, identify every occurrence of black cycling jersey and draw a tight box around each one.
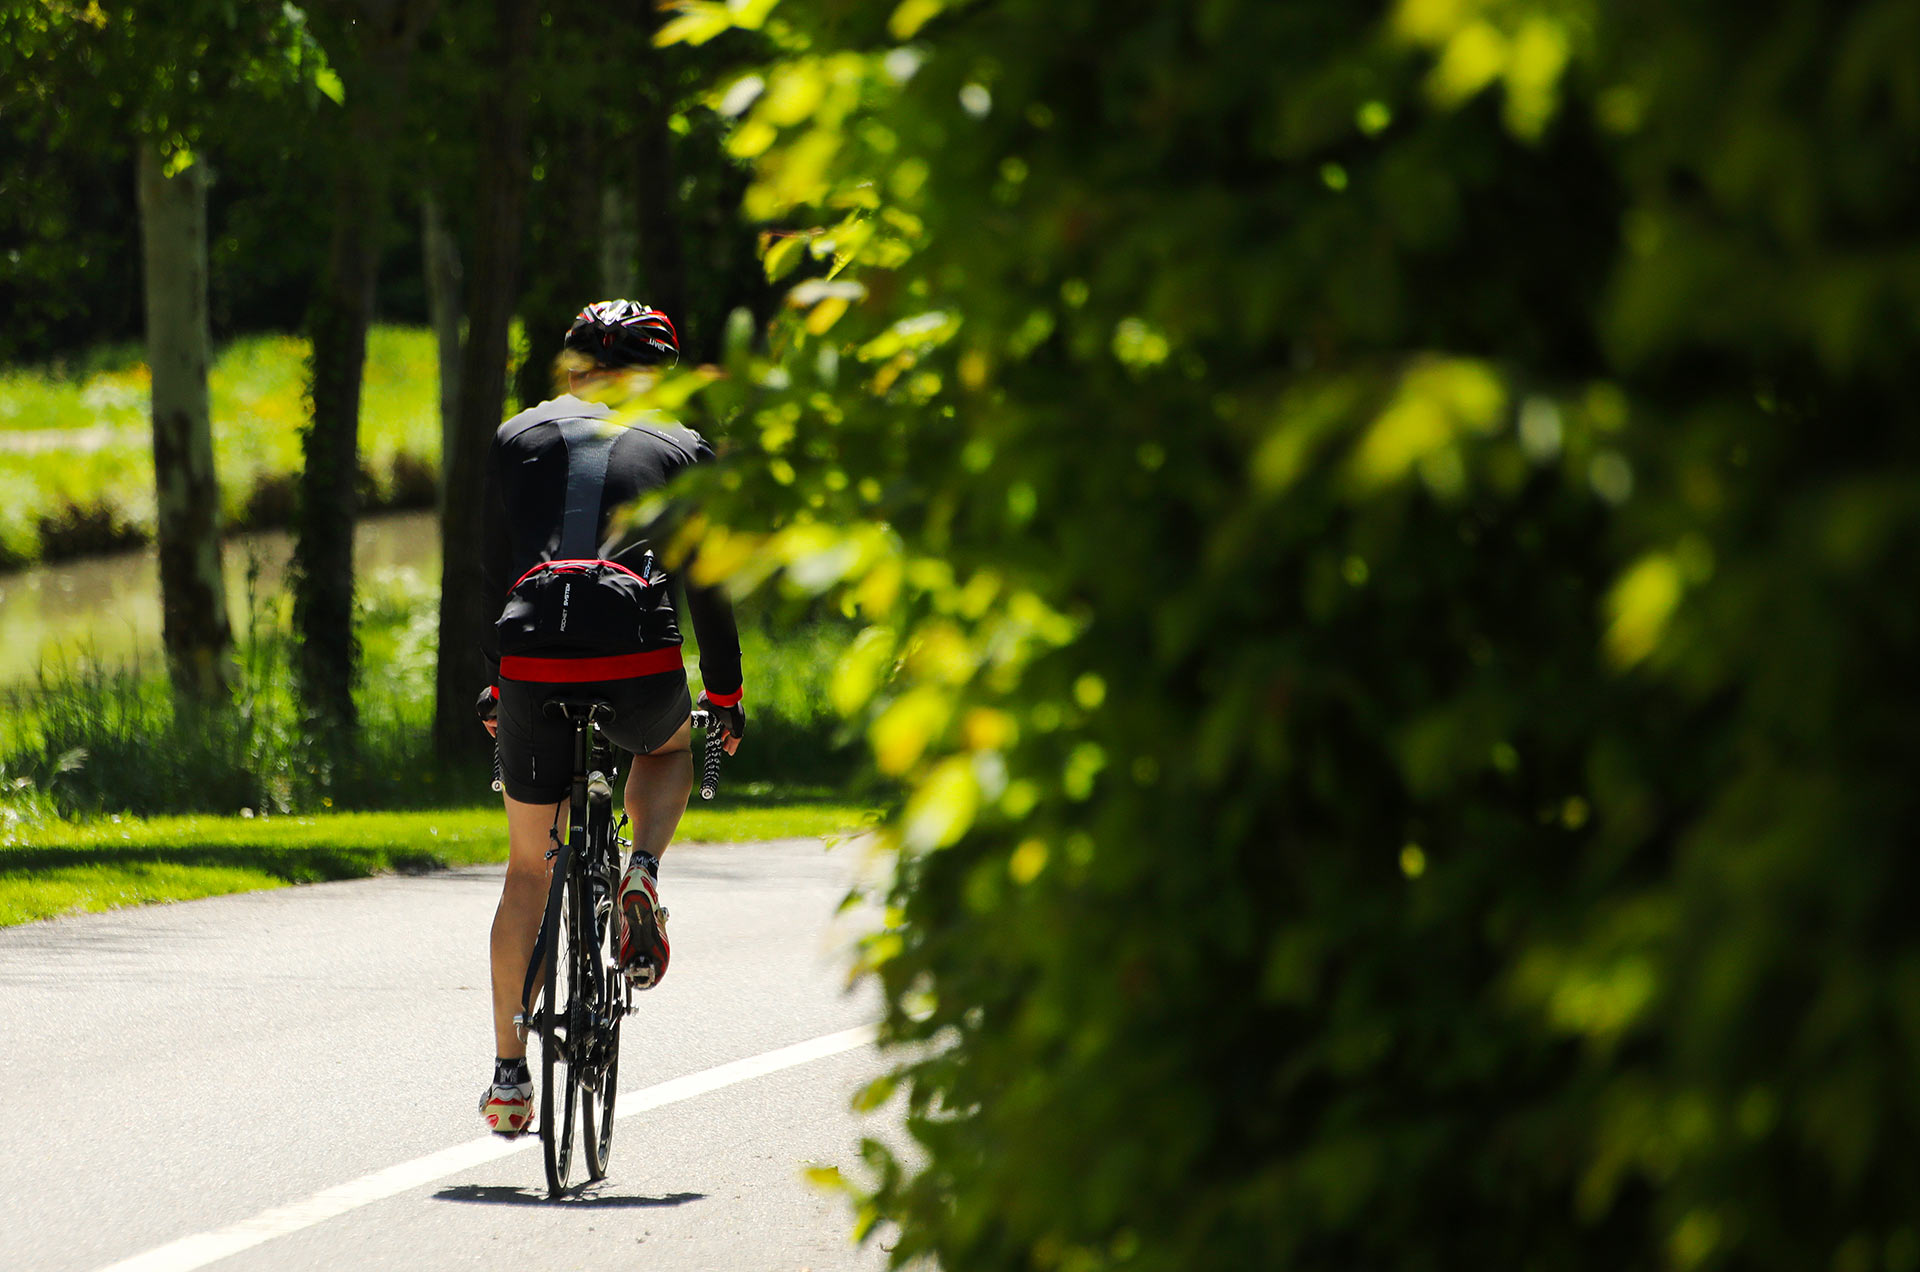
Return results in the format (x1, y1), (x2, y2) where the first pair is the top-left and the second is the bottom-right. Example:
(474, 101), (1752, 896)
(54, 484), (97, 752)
(478, 394), (742, 699)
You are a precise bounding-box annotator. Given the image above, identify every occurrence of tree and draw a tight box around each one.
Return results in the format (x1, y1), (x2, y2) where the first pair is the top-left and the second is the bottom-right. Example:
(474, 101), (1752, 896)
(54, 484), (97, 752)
(0, 1), (325, 706)
(662, 0), (1920, 1267)
(293, 0), (439, 741)
(420, 188), (462, 494)
(135, 144), (232, 702)
(431, 0), (540, 757)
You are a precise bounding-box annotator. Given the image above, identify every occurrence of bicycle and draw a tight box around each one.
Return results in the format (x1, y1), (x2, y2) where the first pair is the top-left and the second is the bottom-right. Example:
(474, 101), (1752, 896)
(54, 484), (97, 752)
(493, 702), (728, 1198)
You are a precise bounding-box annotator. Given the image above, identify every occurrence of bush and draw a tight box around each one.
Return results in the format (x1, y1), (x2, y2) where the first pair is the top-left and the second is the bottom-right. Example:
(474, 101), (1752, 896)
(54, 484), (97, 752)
(661, 1), (1920, 1268)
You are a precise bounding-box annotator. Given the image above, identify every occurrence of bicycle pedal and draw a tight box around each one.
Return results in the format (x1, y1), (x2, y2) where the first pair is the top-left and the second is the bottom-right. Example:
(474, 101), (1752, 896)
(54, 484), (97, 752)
(513, 1012), (532, 1043)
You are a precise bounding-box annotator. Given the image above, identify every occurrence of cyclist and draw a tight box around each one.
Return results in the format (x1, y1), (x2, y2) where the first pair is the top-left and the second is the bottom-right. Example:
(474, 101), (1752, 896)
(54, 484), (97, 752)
(476, 300), (745, 1135)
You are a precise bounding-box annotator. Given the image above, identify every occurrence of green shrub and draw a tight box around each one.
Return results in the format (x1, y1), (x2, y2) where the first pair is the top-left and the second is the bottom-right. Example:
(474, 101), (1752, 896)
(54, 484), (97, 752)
(659, 1), (1920, 1269)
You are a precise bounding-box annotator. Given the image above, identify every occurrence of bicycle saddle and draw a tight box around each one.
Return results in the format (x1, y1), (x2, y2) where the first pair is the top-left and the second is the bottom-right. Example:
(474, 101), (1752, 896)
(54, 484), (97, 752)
(541, 696), (618, 725)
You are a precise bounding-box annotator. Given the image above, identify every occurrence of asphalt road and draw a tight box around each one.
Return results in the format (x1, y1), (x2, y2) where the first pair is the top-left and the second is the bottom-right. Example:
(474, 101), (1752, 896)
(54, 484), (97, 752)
(0, 837), (898, 1271)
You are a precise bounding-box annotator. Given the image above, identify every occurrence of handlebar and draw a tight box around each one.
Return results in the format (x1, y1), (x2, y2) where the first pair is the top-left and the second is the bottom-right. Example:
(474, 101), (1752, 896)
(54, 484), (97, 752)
(689, 709), (728, 801)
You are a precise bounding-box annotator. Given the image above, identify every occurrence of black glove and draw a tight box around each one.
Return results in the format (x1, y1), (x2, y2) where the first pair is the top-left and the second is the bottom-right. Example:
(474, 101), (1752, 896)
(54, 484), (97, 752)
(475, 685), (498, 724)
(697, 691), (745, 742)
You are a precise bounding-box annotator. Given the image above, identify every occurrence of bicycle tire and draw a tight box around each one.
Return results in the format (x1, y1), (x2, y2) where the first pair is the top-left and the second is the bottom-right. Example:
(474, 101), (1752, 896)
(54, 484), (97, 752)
(580, 803), (624, 1179)
(540, 858), (581, 1197)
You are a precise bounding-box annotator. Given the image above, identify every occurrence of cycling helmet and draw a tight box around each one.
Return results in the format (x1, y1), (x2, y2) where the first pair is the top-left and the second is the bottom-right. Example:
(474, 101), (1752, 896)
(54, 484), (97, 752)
(564, 300), (680, 368)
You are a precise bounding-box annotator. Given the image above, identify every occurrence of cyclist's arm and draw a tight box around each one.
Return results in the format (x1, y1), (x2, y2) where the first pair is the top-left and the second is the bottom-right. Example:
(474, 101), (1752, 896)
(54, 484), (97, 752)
(681, 563), (742, 707)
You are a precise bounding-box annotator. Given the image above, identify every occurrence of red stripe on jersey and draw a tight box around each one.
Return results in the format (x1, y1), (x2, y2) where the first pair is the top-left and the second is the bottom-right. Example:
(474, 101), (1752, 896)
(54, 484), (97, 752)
(499, 648), (685, 682)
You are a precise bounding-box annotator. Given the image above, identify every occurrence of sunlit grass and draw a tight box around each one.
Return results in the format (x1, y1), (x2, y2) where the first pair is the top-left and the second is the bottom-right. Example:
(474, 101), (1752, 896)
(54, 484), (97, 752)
(0, 800), (876, 926)
(0, 326), (440, 565)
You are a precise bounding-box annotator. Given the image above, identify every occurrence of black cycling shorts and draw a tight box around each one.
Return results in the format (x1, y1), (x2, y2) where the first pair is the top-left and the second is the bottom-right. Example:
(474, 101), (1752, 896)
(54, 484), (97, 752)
(495, 671), (692, 804)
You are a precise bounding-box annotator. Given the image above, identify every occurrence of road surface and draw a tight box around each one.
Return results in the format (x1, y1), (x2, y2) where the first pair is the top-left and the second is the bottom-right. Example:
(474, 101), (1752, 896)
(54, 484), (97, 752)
(0, 837), (899, 1271)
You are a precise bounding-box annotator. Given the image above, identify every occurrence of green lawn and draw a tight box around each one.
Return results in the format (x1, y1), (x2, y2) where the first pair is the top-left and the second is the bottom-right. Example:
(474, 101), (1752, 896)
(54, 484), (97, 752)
(0, 326), (439, 566)
(0, 800), (877, 927)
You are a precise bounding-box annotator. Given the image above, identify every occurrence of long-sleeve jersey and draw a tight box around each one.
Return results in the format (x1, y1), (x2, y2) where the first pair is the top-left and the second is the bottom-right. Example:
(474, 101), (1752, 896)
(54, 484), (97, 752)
(478, 394), (743, 699)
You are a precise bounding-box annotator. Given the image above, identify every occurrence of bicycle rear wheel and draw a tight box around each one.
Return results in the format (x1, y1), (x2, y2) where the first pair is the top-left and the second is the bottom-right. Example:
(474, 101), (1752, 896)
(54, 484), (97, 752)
(579, 780), (626, 1179)
(539, 865), (581, 1197)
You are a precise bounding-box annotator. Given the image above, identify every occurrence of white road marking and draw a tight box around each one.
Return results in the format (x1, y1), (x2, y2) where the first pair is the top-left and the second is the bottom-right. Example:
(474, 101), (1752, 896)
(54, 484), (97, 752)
(96, 1025), (878, 1272)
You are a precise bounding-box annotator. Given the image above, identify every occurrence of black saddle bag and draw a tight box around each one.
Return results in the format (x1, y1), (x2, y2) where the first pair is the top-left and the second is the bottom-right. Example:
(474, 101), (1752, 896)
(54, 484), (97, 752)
(495, 554), (680, 656)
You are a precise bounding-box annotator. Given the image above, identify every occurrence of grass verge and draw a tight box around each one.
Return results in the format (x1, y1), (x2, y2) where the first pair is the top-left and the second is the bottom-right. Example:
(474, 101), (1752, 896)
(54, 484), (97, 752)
(0, 800), (877, 927)
(0, 327), (439, 567)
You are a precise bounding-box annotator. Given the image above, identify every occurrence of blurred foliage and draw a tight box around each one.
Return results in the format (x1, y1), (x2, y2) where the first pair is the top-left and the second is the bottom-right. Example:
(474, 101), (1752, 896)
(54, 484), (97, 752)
(647, 0), (1920, 1268)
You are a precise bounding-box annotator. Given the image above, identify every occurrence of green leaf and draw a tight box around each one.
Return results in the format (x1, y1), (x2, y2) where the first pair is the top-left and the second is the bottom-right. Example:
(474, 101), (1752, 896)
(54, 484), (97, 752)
(763, 232), (810, 281)
(803, 1164), (850, 1192)
(857, 310), (960, 361)
(654, 4), (736, 47)
(889, 0), (946, 39)
(729, 0), (784, 29)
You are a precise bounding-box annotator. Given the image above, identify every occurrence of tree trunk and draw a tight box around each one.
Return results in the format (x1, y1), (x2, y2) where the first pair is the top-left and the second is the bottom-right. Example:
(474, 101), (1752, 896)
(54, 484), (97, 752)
(433, 0), (540, 757)
(295, 105), (380, 738)
(513, 127), (600, 411)
(633, 91), (688, 333)
(136, 140), (234, 707)
(422, 188), (463, 511)
(599, 179), (637, 300)
(293, 6), (431, 742)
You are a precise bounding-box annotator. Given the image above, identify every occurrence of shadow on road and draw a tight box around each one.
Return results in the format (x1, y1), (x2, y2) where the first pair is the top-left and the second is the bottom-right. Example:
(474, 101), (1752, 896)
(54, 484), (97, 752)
(432, 1184), (706, 1208)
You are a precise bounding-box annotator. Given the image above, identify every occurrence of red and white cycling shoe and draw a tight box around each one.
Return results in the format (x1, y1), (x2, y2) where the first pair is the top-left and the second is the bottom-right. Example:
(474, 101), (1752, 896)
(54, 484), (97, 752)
(619, 858), (671, 990)
(479, 1079), (534, 1136)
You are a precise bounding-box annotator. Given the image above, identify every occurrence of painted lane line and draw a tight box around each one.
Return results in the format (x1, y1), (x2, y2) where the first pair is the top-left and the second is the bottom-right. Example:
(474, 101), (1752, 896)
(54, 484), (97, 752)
(97, 1024), (878, 1272)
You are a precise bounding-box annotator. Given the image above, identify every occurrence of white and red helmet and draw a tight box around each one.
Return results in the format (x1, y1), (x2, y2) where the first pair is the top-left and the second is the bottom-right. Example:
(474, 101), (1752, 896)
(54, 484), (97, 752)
(564, 300), (679, 367)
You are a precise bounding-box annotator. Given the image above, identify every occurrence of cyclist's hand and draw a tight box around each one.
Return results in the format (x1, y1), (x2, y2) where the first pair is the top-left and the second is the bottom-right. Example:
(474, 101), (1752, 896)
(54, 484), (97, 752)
(476, 685), (499, 738)
(697, 691), (744, 755)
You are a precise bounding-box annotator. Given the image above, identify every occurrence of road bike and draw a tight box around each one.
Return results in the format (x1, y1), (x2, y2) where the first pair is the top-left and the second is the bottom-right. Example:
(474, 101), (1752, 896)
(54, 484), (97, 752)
(496, 701), (727, 1197)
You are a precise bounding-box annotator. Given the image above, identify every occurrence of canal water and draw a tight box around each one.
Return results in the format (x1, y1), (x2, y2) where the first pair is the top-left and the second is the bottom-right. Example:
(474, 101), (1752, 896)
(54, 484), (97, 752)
(0, 512), (440, 684)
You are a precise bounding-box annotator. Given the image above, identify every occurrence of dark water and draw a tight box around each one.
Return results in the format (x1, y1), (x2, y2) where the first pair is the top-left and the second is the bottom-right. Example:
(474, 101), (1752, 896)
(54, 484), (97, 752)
(0, 511), (440, 683)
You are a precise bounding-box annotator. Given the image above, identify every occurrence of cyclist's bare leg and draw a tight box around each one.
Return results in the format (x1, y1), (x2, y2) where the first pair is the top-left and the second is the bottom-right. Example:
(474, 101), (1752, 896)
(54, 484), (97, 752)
(490, 794), (562, 1060)
(625, 716), (694, 861)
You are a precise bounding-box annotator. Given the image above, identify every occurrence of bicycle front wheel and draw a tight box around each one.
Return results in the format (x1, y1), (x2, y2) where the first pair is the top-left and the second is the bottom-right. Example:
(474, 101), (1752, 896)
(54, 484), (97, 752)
(539, 868), (581, 1197)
